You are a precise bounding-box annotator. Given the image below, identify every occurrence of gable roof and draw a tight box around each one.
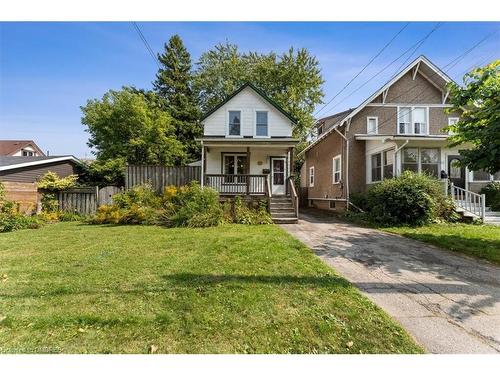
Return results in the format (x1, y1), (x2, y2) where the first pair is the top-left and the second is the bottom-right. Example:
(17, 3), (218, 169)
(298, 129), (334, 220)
(316, 108), (355, 128)
(300, 55), (455, 156)
(0, 140), (45, 156)
(200, 82), (298, 124)
(0, 155), (82, 172)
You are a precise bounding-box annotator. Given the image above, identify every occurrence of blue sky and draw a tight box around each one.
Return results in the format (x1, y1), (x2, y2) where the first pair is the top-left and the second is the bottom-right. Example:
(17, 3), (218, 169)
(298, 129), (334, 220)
(1, 22), (499, 157)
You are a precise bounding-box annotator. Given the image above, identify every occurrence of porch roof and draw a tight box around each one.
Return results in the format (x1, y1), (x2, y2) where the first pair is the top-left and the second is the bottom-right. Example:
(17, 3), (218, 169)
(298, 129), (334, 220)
(199, 137), (299, 148)
(354, 134), (449, 142)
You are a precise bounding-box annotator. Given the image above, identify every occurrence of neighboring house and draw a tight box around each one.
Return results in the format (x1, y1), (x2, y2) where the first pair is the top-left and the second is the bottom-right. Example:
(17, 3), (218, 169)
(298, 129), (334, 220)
(0, 155), (82, 213)
(300, 55), (500, 212)
(0, 140), (45, 157)
(199, 82), (299, 223)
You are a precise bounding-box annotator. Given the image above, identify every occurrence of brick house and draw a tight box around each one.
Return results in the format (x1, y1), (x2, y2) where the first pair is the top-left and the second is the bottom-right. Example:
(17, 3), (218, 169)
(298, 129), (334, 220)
(299, 55), (500, 212)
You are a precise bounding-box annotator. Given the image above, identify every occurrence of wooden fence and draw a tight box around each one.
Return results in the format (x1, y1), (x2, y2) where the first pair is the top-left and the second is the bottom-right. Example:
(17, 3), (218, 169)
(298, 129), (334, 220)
(58, 187), (99, 216)
(125, 165), (201, 192)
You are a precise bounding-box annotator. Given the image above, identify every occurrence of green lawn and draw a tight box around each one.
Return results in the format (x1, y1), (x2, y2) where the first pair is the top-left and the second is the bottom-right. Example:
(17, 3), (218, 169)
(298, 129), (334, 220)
(0, 222), (422, 354)
(382, 223), (500, 265)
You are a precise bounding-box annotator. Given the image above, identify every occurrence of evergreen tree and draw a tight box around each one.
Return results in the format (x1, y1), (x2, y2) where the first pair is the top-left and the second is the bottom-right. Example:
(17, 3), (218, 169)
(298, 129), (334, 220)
(154, 35), (201, 162)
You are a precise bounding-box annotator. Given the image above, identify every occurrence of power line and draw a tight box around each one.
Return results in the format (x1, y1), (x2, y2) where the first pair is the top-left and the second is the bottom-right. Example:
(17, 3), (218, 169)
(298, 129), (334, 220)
(317, 22), (442, 118)
(132, 22), (161, 70)
(313, 22), (409, 118)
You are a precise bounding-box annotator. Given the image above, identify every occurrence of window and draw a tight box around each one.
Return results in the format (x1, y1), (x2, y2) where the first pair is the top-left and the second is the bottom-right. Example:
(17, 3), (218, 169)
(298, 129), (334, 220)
(401, 147), (440, 177)
(402, 148), (419, 173)
(371, 153), (382, 182)
(329, 200), (336, 209)
(413, 107), (427, 134)
(398, 107), (428, 135)
(228, 111), (241, 136)
(448, 117), (459, 135)
(383, 149), (394, 179)
(255, 111), (268, 137)
(420, 148), (440, 177)
(332, 155), (341, 184)
(398, 107), (411, 134)
(223, 154), (247, 182)
(22, 150), (34, 156)
(317, 124), (323, 136)
(473, 169), (492, 181)
(367, 117), (378, 134)
(309, 167), (315, 187)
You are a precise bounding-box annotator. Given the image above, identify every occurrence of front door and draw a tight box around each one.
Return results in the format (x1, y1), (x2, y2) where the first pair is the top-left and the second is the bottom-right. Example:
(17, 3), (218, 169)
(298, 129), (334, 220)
(271, 157), (286, 195)
(448, 155), (465, 189)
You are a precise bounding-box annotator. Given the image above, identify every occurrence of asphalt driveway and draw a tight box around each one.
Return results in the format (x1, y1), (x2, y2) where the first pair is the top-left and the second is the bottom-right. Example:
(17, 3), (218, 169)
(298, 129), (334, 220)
(281, 209), (500, 354)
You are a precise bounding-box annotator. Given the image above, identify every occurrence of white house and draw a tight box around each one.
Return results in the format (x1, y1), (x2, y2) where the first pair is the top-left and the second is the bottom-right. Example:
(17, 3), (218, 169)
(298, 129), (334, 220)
(199, 83), (300, 222)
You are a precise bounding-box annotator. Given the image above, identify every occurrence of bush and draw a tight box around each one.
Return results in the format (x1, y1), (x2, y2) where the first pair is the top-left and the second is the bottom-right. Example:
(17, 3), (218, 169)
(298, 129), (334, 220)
(365, 171), (450, 226)
(37, 171), (78, 191)
(480, 181), (500, 211)
(113, 184), (161, 209)
(228, 196), (273, 225)
(88, 204), (160, 225)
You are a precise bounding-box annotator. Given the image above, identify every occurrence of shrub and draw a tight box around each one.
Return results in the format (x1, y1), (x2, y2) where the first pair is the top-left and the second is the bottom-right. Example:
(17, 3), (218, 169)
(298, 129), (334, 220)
(230, 196), (273, 225)
(365, 171), (449, 226)
(113, 184), (161, 209)
(0, 182), (42, 233)
(37, 171), (78, 191)
(480, 181), (500, 211)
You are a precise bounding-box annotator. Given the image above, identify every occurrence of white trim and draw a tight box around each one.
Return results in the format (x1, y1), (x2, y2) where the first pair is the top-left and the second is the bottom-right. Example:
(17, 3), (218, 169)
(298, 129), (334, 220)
(226, 109), (243, 138)
(332, 154), (341, 184)
(366, 116), (378, 135)
(366, 103), (453, 108)
(309, 166), (315, 187)
(0, 156), (81, 171)
(354, 134), (448, 141)
(253, 109), (270, 138)
(221, 153), (248, 175)
(412, 61), (420, 80)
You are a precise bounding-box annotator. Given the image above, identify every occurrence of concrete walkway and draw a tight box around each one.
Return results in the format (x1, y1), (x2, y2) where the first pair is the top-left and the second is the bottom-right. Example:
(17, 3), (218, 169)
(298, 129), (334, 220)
(281, 210), (500, 354)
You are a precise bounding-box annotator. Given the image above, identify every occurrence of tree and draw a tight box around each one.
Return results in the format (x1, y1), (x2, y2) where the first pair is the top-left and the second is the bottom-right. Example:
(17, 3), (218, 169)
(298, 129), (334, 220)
(446, 60), (500, 174)
(193, 42), (324, 139)
(154, 35), (201, 162)
(81, 88), (186, 168)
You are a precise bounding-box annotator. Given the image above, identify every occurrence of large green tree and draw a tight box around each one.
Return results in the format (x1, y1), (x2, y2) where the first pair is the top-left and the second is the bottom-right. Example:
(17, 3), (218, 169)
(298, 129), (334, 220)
(446, 60), (500, 174)
(154, 35), (201, 162)
(193, 42), (324, 138)
(82, 88), (186, 167)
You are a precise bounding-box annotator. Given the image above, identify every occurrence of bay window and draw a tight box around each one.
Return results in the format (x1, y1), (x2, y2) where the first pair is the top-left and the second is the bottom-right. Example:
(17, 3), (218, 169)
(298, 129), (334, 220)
(371, 149), (394, 182)
(398, 106), (428, 135)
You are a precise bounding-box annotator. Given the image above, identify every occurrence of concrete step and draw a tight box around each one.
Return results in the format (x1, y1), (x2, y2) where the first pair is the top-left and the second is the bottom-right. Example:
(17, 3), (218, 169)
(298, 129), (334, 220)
(270, 203), (294, 209)
(271, 211), (297, 218)
(273, 217), (298, 224)
(270, 207), (296, 213)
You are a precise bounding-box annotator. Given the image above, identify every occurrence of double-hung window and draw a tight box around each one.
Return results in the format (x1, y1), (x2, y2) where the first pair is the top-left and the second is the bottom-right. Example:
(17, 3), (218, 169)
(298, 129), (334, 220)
(371, 149), (394, 182)
(402, 148), (419, 173)
(256, 111), (268, 137)
(228, 111), (241, 136)
(309, 167), (315, 187)
(367, 117), (378, 134)
(332, 155), (341, 184)
(223, 154), (247, 183)
(398, 107), (428, 135)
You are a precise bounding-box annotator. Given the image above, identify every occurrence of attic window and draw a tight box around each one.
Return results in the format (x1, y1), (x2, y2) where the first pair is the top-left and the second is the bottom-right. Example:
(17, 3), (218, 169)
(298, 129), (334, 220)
(256, 111), (268, 137)
(228, 111), (241, 136)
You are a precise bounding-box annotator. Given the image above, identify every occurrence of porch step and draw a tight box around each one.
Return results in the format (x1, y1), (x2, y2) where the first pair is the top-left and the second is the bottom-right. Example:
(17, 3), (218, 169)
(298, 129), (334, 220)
(270, 196), (297, 224)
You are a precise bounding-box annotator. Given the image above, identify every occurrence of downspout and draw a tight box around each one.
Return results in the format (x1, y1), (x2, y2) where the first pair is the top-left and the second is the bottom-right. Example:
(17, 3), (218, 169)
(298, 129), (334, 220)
(394, 139), (409, 177)
(200, 140), (204, 188)
(334, 127), (349, 207)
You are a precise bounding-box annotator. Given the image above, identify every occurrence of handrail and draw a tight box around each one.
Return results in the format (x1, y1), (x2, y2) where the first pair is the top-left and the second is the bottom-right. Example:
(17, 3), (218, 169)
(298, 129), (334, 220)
(264, 175), (272, 213)
(287, 176), (299, 219)
(450, 183), (485, 220)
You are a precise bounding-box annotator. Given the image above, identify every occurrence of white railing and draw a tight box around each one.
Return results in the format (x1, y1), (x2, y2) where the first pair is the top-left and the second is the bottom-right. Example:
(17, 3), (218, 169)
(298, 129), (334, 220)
(450, 183), (485, 220)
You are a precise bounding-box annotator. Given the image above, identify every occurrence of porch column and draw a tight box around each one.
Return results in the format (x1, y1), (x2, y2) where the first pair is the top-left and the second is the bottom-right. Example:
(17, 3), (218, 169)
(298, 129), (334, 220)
(246, 147), (251, 195)
(289, 147), (294, 177)
(201, 144), (207, 187)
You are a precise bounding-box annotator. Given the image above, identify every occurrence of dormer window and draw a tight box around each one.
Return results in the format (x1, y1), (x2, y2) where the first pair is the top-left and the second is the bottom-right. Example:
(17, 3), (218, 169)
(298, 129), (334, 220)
(228, 111), (241, 136)
(255, 111), (268, 137)
(22, 150), (35, 156)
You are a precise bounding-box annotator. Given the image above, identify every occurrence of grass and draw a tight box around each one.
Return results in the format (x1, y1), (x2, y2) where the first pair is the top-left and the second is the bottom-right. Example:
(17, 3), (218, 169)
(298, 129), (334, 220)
(0, 222), (422, 354)
(382, 223), (500, 265)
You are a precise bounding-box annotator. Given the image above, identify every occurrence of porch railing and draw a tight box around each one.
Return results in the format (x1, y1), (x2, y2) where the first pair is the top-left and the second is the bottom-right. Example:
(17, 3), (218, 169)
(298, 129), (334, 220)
(204, 174), (267, 195)
(450, 183), (485, 220)
(287, 176), (299, 219)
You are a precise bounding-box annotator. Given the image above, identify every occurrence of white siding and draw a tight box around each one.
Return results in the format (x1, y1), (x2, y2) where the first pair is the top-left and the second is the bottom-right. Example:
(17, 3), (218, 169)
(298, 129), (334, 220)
(202, 87), (293, 137)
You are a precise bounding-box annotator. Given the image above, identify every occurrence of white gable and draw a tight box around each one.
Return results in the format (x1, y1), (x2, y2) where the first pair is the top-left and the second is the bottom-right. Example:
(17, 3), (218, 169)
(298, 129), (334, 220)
(202, 86), (294, 137)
